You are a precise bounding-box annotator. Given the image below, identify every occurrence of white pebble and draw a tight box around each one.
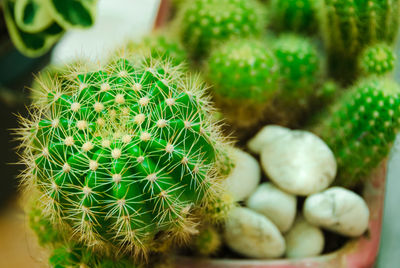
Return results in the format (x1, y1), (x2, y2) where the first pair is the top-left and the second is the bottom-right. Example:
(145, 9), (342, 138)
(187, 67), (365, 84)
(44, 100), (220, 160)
(260, 127), (337, 196)
(303, 187), (369, 237)
(246, 182), (297, 232)
(285, 216), (324, 258)
(224, 207), (285, 258)
(247, 125), (291, 154)
(222, 149), (261, 201)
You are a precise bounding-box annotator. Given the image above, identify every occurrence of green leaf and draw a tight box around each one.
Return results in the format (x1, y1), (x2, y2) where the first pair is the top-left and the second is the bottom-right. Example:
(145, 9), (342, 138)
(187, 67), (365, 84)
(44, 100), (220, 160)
(3, 0), (64, 57)
(46, 0), (98, 29)
(14, 0), (53, 33)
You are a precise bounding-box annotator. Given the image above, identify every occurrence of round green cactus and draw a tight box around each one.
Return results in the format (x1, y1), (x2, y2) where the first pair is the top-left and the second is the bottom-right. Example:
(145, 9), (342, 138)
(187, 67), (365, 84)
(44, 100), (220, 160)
(269, 0), (317, 34)
(177, 0), (266, 60)
(266, 34), (321, 126)
(192, 226), (221, 256)
(273, 34), (321, 101)
(359, 43), (396, 76)
(128, 34), (188, 67)
(18, 54), (230, 256)
(206, 39), (280, 128)
(317, 0), (400, 83)
(316, 78), (400, 187)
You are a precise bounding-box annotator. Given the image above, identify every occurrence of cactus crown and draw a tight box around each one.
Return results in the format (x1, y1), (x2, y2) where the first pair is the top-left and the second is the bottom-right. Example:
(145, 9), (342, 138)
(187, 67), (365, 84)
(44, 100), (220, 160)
(359, 43), (396, 76)
(318, 78), (400, 187)
(18, 54), (229, 257)
(178, 0), (266, 59)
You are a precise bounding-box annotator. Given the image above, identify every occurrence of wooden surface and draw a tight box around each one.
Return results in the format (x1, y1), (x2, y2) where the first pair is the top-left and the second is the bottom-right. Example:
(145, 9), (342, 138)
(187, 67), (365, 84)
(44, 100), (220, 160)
(0, 200), (46, 268)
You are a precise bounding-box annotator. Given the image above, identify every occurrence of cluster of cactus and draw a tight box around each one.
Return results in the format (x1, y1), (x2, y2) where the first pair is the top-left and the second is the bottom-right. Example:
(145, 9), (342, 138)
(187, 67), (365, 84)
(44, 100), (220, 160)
(318, 0), (400, 82)
(128, 34), (187, 67)
(177, 0), (266, 60)
(18, 52), (231, 258)
(205, 39), (280, 128)
(359, 43), (396, 77)
(269, 0), (317, 34)
(3, 0), (98, 57)
(316, 78), (400, 187)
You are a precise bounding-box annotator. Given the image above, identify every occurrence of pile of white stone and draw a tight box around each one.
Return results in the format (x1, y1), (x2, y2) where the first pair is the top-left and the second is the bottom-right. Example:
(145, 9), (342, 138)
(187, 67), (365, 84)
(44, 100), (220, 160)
(223, 125), (370, 259)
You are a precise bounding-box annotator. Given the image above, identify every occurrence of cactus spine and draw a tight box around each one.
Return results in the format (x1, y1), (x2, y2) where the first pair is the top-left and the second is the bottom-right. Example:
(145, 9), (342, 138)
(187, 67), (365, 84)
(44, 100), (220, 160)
(316, 78), (400, 187)
(206, 39), (280, 128)
(178, 0), (266, 60)
(359, 43), (396, 77)
(318, 0), (400, 83)
(18, 53), (230, 257)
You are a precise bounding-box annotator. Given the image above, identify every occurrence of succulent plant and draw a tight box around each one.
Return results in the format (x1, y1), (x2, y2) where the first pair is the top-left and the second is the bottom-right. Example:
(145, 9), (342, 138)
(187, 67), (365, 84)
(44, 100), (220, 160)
(359, 43), (396, 77)
(269, 0), (317, 34)
(128, 34), (188, 67)
(3, 0), (97, 57)
(206, 39), (280, 128)
(177, 0), (266, 60)
(17, 53), (231, 257)
(266, 34), (322, 126)
(192, 226), (221, 256)
(273, 34), (321, 102)
(317, 0), (400, 83)
(316, 78), (400, 188)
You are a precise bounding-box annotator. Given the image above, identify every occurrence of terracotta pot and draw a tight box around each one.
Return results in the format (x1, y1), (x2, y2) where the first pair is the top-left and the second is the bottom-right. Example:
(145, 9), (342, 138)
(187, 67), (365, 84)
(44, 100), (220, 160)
(175, 162), (386, 268)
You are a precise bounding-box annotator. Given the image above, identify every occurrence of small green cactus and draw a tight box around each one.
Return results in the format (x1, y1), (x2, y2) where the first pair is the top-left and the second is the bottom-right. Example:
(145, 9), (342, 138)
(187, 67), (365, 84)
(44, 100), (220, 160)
(29, 205), (63, 246)
(206, 39), (280, 128)
(192, 226), (221, 256)
(273, 34), (321, 101)
(18, 53), (230, 257)
(317, 0), (400, 83)
(269, 0), (317, 34)
(359, 43), (396, 77)
(267, 34), (322, 126)
(177, 0), (266, 60)
(316, 78), (400, 188)
(128, 34), (188, 67)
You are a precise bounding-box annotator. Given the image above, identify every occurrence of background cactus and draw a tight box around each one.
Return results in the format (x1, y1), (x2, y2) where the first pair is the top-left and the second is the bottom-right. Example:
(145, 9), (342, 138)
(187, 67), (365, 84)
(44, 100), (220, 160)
(317, 0), (400, 83)
(177, 0), (266, 60)
(359, 43), (396, 77)
(3, 0), (98, 57)
(206, 39), (280, 128)
(267, 34), (322, 126)
(315, 78), (400, 188)
(18, 53), (230, 257)
(268, 0), (317, 34)
(128, 34), (188, 67)
(192, 226), (221, 256)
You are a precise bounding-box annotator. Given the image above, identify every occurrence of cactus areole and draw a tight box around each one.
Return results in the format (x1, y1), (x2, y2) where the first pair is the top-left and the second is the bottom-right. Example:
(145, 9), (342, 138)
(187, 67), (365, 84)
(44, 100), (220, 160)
(18, 55), (228, 256)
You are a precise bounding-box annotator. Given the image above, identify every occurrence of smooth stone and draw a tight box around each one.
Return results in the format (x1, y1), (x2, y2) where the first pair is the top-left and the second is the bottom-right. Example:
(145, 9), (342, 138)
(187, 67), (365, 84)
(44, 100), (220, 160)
(246, 182), (297, 232)
(303, 187), (369, 237)
(224, 207), (286, 259)
(260, 128), (337, 196)
(223, 148), (261, 201)
(285, 216), (324, 258)
(247, 125), (291, 154)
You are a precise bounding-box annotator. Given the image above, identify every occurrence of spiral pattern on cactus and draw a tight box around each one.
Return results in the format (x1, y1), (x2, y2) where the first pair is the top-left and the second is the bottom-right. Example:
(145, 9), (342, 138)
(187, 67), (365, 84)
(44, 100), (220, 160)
(359, 43), (396, 76)
(18, 55), (229, 256)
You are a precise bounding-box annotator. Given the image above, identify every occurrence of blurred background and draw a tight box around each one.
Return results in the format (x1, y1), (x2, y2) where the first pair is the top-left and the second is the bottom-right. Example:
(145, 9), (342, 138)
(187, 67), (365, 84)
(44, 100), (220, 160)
(0, 0), (399, 267)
